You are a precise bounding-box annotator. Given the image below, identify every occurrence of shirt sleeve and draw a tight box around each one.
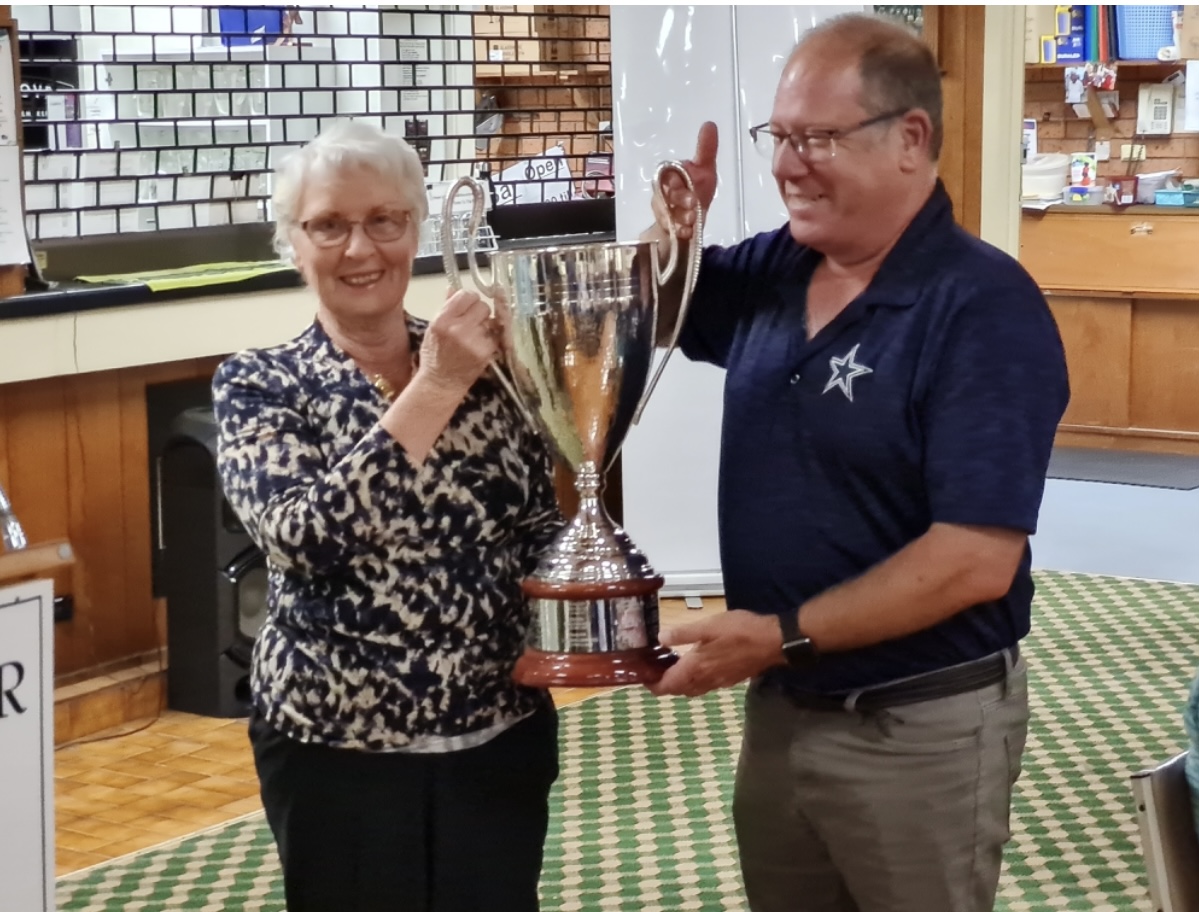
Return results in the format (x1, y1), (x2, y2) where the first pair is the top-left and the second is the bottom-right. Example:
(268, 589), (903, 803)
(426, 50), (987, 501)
(678, 227), (796, 368)
(920, 278), (1070, 534)
(212, 349), (427, 576)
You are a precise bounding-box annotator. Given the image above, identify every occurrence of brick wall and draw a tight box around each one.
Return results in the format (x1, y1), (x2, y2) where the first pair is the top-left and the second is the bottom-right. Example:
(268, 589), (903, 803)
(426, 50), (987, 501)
(1025, 65), (1199, 180)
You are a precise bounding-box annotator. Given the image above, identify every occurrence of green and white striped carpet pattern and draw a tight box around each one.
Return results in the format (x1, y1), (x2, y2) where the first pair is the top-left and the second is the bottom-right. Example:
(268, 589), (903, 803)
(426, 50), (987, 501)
(57, 571), (1199, 912)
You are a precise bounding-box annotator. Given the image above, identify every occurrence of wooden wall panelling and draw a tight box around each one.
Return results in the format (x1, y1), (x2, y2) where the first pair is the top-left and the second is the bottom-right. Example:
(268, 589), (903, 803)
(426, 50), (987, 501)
(1, 375), (78, 665)
(0, 380), (8, 500)
(930, 6), (987, 236)
(1046, 295), (1132, 429)
(1129, 299), (1199, 434)
(1, 356), (223, 679)
(67, 371), (132, 667)
(118, 368), (159, 662)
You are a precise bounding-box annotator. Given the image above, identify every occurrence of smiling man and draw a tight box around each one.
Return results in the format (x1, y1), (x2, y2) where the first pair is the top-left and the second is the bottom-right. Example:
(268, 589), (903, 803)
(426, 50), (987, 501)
(644, 13), (1070, 912)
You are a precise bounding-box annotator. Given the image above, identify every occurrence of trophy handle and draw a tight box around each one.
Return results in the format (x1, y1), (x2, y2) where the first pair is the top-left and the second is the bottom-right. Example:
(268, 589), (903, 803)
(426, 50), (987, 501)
(439, 177), (535, 427)
(631, 160), (705, 427)
(441, 176), (498, 299)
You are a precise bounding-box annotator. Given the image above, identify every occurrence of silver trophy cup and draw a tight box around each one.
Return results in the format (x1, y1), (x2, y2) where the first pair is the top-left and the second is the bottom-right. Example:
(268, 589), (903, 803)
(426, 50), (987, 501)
(441, 163), (703, 687)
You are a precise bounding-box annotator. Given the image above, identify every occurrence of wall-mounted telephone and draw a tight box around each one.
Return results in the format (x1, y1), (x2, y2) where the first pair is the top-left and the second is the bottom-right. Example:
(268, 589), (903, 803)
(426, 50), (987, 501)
(1136, 84), (1174, 135)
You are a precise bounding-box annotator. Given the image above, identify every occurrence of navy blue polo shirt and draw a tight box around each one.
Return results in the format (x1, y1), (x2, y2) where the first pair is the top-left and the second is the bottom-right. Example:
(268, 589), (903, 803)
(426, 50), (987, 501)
(678, 182), (1069, 694)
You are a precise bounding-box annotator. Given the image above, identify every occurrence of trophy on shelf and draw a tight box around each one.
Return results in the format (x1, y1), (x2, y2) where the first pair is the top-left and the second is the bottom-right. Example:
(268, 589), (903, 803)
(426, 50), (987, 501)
(441, 161), (703, 687)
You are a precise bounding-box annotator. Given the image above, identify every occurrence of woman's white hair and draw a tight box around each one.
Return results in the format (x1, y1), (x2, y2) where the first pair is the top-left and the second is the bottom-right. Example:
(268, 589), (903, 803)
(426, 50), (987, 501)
(271, 118), (429, 260)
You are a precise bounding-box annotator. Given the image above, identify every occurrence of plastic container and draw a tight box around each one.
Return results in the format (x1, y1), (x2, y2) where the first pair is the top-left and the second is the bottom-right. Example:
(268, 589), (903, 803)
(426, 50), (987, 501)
(1022, 153), (1070, 200)
(1115, 5), (1181, 60)
(1153, 188), (1199, 207)
(1063, 185), (1105, 206)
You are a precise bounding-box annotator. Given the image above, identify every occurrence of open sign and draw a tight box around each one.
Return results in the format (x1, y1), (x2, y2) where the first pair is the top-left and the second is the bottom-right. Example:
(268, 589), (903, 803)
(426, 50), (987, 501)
(494, 147), (575, 205)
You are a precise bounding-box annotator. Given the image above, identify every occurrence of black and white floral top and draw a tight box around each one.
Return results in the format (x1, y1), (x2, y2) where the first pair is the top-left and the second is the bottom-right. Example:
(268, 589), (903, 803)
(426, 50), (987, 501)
(212, 314), (563, 752)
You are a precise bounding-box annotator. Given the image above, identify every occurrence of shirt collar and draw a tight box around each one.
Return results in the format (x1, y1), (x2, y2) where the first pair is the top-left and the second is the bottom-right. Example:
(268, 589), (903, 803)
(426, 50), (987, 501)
(853, 179), (957, 310)
(786, 179), (957, 311)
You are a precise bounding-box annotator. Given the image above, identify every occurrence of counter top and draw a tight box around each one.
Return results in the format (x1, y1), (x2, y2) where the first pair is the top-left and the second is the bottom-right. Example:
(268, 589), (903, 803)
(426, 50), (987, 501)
(0, 273), (448, 386)
(0, 269), (304, 322)
(1023, 203), (1199, 217)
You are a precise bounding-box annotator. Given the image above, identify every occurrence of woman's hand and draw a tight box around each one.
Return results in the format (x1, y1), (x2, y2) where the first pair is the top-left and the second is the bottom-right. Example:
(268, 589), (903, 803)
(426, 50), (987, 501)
(418, 289), (499, 396)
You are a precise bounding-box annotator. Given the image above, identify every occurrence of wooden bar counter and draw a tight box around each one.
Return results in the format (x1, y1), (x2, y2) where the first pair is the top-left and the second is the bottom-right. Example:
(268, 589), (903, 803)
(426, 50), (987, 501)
(0, 278), (446, 683)
(1021, 206), (1199, 457)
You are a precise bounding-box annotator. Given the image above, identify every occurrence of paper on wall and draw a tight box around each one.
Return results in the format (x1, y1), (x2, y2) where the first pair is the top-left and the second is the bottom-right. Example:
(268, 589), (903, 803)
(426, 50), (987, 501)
(0, 146), (31, 264)
(398, 39), (435, 111)
(1186, 61), (1199, 133)
(0, 32), (18, 146)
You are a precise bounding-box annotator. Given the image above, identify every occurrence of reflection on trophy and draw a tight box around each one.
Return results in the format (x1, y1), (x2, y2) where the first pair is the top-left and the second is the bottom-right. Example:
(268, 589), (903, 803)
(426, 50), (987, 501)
(441, 163), (703, 687)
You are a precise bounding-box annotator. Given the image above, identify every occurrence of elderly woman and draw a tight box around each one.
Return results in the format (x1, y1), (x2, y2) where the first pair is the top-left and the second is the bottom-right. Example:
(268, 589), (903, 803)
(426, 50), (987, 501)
(212, 119), (564, 912)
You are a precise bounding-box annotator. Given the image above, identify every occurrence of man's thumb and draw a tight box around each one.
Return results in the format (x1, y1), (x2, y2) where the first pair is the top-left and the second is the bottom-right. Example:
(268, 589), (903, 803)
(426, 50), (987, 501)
(694, 121), (719, 167)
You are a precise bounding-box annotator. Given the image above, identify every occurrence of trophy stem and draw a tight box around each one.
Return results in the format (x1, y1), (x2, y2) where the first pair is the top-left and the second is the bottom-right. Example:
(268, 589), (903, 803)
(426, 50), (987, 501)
(573, 460), (607, 543)
(514, 459), (679, 687)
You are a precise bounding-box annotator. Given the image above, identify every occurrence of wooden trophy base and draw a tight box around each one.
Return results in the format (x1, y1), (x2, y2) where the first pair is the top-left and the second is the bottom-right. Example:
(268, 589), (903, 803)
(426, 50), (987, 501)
(512, 644), (678, 688)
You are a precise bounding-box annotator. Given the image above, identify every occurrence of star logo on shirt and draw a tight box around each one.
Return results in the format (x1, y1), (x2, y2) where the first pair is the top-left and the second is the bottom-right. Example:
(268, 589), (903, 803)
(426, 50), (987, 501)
(822, 344), (873, 402)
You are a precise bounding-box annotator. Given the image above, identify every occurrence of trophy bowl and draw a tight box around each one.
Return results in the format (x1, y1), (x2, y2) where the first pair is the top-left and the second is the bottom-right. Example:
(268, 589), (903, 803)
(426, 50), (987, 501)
(442, 164), (703, 687)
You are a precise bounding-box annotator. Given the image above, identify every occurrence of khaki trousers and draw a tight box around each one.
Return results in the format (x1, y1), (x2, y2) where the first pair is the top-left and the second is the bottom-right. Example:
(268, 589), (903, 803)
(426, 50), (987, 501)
(733, 657), (1029, 912)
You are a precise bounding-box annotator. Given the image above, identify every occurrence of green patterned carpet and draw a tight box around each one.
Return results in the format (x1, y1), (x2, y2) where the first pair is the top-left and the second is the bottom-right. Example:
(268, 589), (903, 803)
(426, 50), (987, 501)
(57, 571), (1199, 912)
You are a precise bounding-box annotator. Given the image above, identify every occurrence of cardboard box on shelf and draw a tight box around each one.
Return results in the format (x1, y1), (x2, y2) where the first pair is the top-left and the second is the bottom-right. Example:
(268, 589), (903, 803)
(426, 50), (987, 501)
(533, 6), (586, 38)
(540, 38), (578, 62)
(533, 6), (607, 62)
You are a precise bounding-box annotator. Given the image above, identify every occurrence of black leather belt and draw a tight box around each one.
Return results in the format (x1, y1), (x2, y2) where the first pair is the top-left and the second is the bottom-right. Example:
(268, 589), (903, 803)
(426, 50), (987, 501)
(772, 645), (1019, 712)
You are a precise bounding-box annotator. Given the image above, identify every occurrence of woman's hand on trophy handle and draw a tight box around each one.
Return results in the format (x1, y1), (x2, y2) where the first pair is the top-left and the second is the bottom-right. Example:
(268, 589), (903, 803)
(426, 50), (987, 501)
(419, 289), (499, 396)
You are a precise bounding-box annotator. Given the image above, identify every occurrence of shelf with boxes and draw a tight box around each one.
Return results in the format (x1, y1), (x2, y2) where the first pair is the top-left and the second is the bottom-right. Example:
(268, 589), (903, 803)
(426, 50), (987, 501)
(472, 5), (609, 78)
(1025, 5), (1191, 66)
(471, 6), (612, 205)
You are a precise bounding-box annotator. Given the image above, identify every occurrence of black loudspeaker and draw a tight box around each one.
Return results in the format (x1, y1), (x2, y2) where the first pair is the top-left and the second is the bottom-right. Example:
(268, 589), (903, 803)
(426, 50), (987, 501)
(160, 407), (268, 718)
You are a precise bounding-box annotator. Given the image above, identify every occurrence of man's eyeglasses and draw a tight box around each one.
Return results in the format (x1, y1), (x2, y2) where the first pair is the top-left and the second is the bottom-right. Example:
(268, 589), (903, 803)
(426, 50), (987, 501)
(299, 210), (412, 248)
(748, 108), (910, 163)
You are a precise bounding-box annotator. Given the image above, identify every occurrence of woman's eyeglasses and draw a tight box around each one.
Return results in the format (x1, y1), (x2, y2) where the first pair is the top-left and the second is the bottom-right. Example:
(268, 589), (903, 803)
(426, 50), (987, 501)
(299, 210), (411, 248)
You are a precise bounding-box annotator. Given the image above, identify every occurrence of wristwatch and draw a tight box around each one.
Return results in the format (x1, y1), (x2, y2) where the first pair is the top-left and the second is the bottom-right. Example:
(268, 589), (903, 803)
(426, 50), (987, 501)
(778, 607), (819, 667)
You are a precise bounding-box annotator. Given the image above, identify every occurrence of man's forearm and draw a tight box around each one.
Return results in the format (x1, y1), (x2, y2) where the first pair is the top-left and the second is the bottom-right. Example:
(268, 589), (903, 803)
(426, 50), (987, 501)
(797, 522), (1027, 652)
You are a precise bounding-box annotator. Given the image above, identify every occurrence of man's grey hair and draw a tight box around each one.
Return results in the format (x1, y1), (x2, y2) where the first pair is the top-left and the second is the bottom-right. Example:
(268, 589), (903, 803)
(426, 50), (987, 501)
(271, 118), (430, 260)
(797, 13), (943, 161)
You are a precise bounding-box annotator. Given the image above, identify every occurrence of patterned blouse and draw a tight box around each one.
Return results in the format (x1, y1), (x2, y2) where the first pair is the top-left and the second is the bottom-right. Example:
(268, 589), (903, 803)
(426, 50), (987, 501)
(212, 314), (563, 752)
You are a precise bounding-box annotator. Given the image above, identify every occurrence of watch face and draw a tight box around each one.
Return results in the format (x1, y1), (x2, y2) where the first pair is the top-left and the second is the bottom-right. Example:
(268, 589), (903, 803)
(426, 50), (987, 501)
(783, 637), (817, 667)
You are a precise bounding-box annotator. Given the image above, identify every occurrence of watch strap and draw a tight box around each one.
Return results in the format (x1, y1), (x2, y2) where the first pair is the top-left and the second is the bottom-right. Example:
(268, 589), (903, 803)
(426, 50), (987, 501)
(778, 606), (803, 646)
